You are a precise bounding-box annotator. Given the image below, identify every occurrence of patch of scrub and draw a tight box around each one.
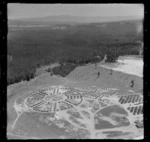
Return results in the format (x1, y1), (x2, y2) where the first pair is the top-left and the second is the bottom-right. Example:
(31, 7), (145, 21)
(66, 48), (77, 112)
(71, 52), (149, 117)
(68, 116), (87, 129)
(97, 105), (128, 117)
(95, 117), (117, 130)
(102, 131), (132, 138)
(94, 104), (130, 130)
(66, 108), (83, 119)
(81, 110), (91, 119)
(38, 114), (74, 137)
(110, 113), (130, 127)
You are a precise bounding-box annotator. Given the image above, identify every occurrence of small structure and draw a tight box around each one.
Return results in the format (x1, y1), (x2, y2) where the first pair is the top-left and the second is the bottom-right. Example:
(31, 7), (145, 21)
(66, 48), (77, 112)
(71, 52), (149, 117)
(97, 72), (100, 78)
(101, 54), (107, 64)
(50, 71), (53, 76)
(130, 80), (134, 88)
(94, 55), (100, 69)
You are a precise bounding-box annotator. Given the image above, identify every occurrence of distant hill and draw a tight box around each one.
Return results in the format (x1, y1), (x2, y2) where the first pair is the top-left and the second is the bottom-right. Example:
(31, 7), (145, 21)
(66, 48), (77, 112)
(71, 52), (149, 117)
(8, 15), (143, 25)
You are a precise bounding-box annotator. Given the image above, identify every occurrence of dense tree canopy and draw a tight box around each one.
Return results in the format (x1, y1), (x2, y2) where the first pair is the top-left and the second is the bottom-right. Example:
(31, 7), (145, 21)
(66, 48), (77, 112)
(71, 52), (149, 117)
(7, 20), (142, 85)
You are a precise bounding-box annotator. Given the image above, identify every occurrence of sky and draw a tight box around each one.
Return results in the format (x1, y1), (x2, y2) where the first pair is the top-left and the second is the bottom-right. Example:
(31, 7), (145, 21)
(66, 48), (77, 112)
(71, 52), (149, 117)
(8, 4), (144, 20)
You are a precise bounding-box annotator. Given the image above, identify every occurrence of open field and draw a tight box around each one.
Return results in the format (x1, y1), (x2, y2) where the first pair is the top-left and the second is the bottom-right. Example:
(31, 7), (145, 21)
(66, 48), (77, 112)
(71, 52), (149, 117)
(100, 56), (143, 77)
(7, 60), (143, 139)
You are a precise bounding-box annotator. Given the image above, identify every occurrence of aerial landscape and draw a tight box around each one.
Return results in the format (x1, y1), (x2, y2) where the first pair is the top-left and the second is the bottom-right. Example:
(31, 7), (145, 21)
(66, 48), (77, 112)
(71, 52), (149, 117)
(7, 4), (143, 139)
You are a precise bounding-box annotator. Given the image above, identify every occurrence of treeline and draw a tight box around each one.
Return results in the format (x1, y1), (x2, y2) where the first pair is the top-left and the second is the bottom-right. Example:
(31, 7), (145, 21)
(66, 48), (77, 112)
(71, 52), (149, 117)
(7, 43), (139, 85)
(7, 21), (142, 85)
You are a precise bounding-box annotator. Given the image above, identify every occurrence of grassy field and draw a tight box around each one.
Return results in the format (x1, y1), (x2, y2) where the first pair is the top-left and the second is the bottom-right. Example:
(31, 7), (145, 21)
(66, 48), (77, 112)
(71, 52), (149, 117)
(7, 19), (143, 85)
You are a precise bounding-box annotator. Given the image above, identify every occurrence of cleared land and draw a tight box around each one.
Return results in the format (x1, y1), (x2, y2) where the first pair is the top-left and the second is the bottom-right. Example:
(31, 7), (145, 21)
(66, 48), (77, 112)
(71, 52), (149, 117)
(7, 60), (143, 139)
(100, 56), (143, 77)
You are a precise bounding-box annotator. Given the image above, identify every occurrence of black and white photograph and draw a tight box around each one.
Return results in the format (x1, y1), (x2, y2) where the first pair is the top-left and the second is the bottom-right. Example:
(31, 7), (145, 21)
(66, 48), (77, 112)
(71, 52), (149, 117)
(7, 4), (144, 139)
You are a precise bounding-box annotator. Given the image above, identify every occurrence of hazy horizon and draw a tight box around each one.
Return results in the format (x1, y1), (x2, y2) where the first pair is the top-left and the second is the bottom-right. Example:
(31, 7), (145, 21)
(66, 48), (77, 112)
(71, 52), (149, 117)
(9, 15), (143, 21)
(8, 4), (144, 20)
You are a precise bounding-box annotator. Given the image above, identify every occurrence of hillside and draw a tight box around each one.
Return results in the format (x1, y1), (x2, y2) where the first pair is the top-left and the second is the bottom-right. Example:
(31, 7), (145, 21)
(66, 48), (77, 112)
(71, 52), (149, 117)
(7, 61), (143, 139)
(7, 19), (143, 85)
